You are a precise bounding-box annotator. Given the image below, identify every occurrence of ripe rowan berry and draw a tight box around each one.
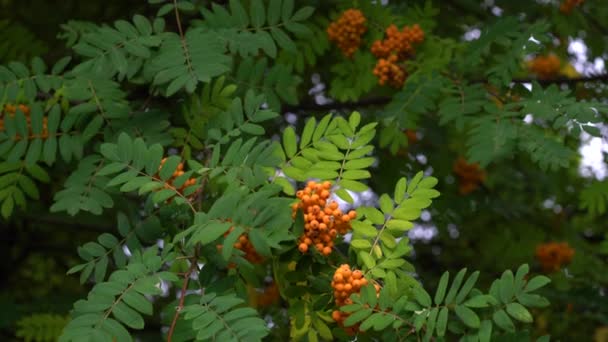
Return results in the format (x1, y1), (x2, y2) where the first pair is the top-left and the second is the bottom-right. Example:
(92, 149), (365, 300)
(292, 181), (357, 256)
(217, 226), (265, 265)
(327, 9), (367, 57)
(528, 54), (561, 79)
(373, 54), (407, 88)
(453, 157), (486, 195)
(154, 158), (199, 202)
(370, 23), (424, 87)
(535, 241), (574, 273)
(560, 0), (583, 14)
(1, 104), (50, 140)
(250, 279), (280, 308)
(330, 264), (381, 334)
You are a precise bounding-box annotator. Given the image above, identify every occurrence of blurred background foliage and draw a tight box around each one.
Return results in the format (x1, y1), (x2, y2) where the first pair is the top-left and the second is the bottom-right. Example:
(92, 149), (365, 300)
(1, 0), (607, 341)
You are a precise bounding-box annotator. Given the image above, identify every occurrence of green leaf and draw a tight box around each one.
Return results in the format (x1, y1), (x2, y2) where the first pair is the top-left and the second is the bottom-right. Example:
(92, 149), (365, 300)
(270, 28), (296, 52)
(282, 126), (297, 158)
(478, 320), (493, 342)
(413, 286), (432, 307)
(281, 0), (294, 22)
(442, 269), (466, 305)
(267, 0), (282, 25)
(191, 222), (232, 245)
(351, 239), (372, 249)
(300, 117), (315, 149)
(455, 271), (480, 304)
(1, 196), (14, 219)
(435, 272), (449, 304)
(524, 275), (551, 292)
(493, 309), (515, 332)
(436, 307), (448, 337)
(455, 305), (480, 328)
(291, 6), (314, 21)
(506, 303), (533, 323)
(335, 188), (353, 204)
(112, 301), (144, 329)
(464, 295), (492, 308)
(250, 0), (266, 28)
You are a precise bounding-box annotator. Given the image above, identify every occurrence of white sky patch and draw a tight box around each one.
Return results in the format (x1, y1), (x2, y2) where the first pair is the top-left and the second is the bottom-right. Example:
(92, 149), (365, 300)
(565, 38), (608, 180)
(579, 131), (608, 180)
(523, 114), (534, 124)
(284, 112), (297, 125)
(408, 224), (438, 243)
(463, 28), (481, 41)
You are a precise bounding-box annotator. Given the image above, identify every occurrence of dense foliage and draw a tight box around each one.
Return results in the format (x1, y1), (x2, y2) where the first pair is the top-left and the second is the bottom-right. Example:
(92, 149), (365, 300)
(1, 0), (607, 341)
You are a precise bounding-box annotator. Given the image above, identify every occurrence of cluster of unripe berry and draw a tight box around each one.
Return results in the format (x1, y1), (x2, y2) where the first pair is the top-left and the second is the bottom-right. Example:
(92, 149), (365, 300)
(371, 24), (425, 88)
(560, 0), (584, 14)
(453, 157), (486, 195)
(292, 181), (357, 256)
(528, 54), (561, 79)
(217, 226), (264, 265)
(331, 264), (380, 335)
(155, 158), (198, 200)
(535, 242), (575, 273)
(327, 9), (367, 57)
(0, 104), (49, 139)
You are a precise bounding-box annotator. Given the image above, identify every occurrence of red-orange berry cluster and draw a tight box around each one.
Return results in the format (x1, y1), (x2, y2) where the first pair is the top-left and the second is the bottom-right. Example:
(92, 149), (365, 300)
(155, 158), (198, 200)
(560, 0), (584, 14)
(528, 54), (561, 79)
(331, 264), (380, 335)
(255, 280), (280, 308)
(371, 24), (425, 88)
(371, 24), (424, 59)
(327, 9), (368, 57)
(217, 226), (264, 265)
(0, 104), (49, 139)
(404, 129), (418, 145)
(373, 55), (406, 88)
(292, 181), (357, 256)
(453, 157), (486, 195)
(536, 242), (575, 273)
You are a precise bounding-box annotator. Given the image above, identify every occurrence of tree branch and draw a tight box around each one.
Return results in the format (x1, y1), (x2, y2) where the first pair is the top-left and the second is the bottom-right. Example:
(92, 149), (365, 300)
(282, 73), (608, 112)
(167, 248), (199, 342)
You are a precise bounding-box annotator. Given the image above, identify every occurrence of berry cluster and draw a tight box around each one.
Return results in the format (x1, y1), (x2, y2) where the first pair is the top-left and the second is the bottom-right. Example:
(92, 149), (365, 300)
(217, 226), (264, 264)
(453, 157), (486, 195)
(371, 24), (424, 59)
(404, 129), (418, 145)
(292, 181), (356, 256)
(528, 54), (561, 79)
(373, 55), (406, 88)
(327, 9), (367, 57)
(535, 242), (575, 273)
(0, 104), (49, 139)
(331, 264), (380, 335)
(155, 158), (198, 200)
(560, 0), (584, 14)
(371, 24), (425, 88)
(253, 280), (280, 308)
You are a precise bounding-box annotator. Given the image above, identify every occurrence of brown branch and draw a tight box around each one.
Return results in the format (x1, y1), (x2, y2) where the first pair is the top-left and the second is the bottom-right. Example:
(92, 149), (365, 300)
(282, 73), (608, 112)
(167, 248), (199, 342)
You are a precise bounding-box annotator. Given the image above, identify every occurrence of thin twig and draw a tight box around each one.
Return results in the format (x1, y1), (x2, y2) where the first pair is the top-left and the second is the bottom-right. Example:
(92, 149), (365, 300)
(167, 248), (199, 342)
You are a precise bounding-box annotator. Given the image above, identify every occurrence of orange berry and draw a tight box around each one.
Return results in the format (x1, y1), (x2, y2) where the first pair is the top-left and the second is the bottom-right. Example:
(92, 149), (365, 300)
(298, 243), (308, 253)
